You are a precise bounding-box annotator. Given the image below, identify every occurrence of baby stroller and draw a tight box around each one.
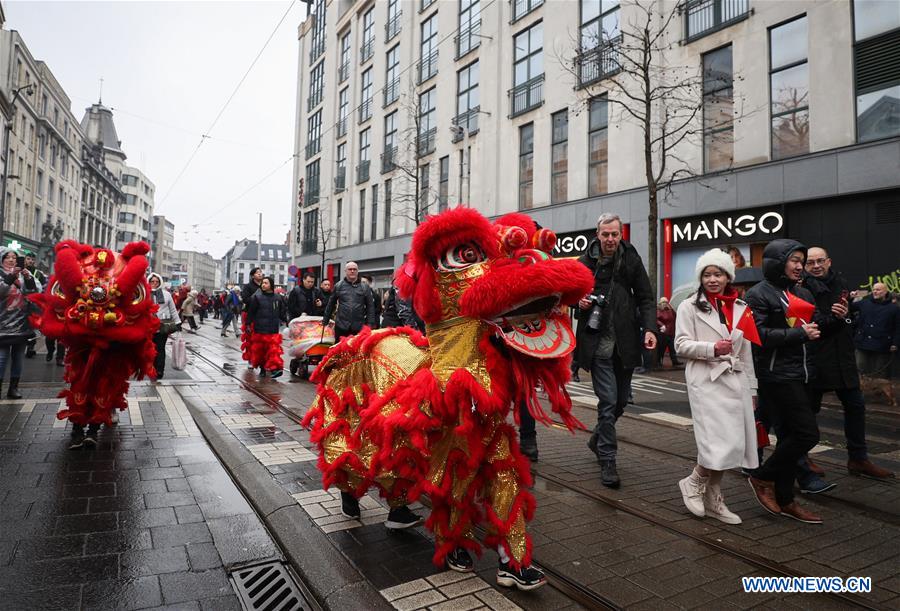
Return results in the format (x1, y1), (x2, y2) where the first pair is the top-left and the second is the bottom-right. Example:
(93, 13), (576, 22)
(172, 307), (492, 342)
(285, 316), (336, 379)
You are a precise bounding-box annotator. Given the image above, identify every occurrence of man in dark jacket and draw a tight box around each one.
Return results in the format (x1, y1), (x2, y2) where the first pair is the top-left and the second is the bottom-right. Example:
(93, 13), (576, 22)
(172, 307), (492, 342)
(853, 282), (899, 407)
(804, 248), (893, 479)
(322, 261), (376, 341)
(287, 272), (324, 319)
(380, 285), (403, 328)
(744, 239), (823, 524)
(578, 213), (657, 488)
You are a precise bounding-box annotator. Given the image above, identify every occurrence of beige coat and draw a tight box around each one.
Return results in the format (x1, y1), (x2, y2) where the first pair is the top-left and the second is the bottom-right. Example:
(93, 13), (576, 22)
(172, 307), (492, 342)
(675, 295), (759, 471)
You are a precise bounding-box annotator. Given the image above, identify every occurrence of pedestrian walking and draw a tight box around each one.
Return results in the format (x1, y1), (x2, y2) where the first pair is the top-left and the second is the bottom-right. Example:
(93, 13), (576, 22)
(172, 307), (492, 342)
(148, 273), (180, 381)
(197, 289), (210, 323)
(322, 262), (376, 342)
(0, 247), (41, 398)
(744, 239), (824, 524)
(852, 282), (899, 407)
(221, 287), (242, 337)
(656, 297), (680, 367)
(247, 276), (287, 378)
(803, 249), (894, 479)
(181, 289), (199, 333)
(676, 249), (759, 525)
(241, 267), (263, 364)
(577, 214), (657, 488)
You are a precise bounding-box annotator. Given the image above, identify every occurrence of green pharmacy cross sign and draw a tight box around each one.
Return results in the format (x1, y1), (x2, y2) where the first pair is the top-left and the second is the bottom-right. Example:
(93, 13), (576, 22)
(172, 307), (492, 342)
(7, 240), (22, 251)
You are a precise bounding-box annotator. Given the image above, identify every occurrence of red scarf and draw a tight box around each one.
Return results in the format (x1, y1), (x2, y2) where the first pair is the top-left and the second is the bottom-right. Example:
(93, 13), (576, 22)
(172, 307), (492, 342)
(705, 287), (761, 346)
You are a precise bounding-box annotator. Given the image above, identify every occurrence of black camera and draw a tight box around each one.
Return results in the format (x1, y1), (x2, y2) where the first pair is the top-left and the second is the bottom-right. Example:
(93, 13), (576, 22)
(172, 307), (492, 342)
(586, 293), (608, 331)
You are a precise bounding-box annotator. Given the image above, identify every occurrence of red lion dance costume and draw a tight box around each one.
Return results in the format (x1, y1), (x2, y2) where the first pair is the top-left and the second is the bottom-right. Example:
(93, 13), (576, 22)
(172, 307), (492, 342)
(29, 241), (159, 428)
(303, 208), (593, 585)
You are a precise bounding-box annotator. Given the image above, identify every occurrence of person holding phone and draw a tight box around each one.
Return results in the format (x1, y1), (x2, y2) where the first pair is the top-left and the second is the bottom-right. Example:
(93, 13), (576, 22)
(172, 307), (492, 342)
(803, 248), (894, 479)
(0, 248), (42, 398)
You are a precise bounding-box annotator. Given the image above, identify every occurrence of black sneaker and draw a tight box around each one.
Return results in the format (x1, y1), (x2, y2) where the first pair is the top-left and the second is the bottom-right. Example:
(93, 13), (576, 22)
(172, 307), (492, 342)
(45, 351), (54, 362)
(571, 372), (581, 383)
(69, 426), (85, 450)
(82, 425), (99, 449)
(340, 492), (360, 519)
(600, 460), (620, 489)
(385, 505), (423, 530)
(497, 562), (547, 591)
(259, 369), (267, 378)
(270, 369), (283, 379)
(446, 547), (474, 573)
(587, 432), (601, 465)
(520, 437), (538, 462)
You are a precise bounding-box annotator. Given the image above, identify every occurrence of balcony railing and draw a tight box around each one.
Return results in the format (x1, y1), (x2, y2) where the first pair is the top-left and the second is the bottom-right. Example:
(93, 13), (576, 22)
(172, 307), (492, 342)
(383, 77), (400, 107)
(307, 178), (320, 205)
(381, 146), (397, 173)
(683, 0), (750, 42)
(359, 98), (373, 123)
(576, 37), (621, 88)
(452, 107), (480, 142)
(356, 160), (370, 184)
(455, 19), (482, 58)
(336, 117), (348, 138)
(417, 127), (436, 157)
(307, 90), (323, 112)
(305, 138), (321, 159)
(509, 74), (545, 117)
(360, 38), (374, 64)
(417, 49), (439, 84)
(338, 60), (349, 83)
(301, 238), (318, 255)
(385, 12), (402, 42)
(334, 167), (346, 192)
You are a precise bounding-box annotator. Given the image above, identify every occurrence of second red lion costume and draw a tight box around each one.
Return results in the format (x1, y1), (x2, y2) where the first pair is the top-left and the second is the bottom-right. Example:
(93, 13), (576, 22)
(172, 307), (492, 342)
(303, 208), (593, 577)
(29, 241), (159, 427)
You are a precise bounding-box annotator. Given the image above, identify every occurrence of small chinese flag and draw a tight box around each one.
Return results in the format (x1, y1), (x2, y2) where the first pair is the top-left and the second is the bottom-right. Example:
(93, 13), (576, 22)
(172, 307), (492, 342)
(736, 306), (762, 346)
(784, 291), (815, 328)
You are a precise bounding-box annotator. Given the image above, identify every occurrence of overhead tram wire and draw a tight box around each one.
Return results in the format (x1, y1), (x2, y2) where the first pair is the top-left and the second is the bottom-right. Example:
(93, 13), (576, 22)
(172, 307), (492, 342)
(156, 0), (299, 211)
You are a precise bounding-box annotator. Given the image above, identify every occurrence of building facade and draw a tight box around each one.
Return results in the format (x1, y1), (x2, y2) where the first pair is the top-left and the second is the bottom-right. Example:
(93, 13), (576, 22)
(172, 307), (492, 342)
(172, 249), (218, 292)
(290, 0), (900, 297)
(221, 239), (292, 287)
(151, 214), (176, 280)
(0, 28), (84, 249)
(117, 166), (155, 251)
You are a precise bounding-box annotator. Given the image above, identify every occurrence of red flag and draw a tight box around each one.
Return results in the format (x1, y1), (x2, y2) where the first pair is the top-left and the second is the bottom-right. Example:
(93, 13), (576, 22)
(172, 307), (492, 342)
(736, 305), (762, 346)
(784, 291), (815, 328)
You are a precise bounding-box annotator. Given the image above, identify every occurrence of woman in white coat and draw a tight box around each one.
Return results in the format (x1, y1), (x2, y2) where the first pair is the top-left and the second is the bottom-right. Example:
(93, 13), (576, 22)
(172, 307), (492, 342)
(675, 248), (758, 524)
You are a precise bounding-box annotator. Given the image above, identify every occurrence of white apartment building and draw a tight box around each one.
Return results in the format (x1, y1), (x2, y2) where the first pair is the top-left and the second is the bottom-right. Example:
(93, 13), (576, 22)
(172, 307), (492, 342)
(290, 0), (900, 298)
(221, 239), (292, 287)
(151, 214), (177, 280)
(117, 166), (155, 251)
(0, 28), (84, 249)
(172, 249), (218, 292)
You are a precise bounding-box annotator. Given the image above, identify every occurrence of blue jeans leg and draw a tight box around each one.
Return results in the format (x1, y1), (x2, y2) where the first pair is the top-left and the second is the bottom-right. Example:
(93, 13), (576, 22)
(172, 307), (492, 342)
(591, 354), (633, 460)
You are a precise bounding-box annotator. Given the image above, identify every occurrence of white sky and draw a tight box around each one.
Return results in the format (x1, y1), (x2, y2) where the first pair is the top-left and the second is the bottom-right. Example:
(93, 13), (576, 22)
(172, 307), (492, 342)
(5, 0), (305, 258)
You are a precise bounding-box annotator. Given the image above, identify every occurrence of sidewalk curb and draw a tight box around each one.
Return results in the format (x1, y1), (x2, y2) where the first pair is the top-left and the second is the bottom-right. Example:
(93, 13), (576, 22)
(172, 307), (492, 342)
(180, 393), (390, 611)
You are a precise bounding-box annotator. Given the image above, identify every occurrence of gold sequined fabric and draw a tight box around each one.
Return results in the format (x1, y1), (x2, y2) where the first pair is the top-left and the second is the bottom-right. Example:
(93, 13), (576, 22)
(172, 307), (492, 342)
(425, 318), (492, 392)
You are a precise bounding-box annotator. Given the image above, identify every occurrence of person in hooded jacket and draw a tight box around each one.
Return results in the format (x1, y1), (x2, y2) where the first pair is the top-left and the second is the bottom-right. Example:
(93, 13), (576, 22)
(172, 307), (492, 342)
(247, 276), (288, 378)
(240, 267), (263, 365)
(287, 272), (324, 319)
(0, 247), (41, 398)
(576, 214), (657, 488)
(380, 285), (403, 328)
(743, 239), (824, 524)
(148, 273), (180, 380)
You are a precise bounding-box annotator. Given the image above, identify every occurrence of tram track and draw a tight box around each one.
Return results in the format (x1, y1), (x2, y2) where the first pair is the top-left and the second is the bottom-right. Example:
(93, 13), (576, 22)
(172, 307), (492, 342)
(185, 334), (884, 610)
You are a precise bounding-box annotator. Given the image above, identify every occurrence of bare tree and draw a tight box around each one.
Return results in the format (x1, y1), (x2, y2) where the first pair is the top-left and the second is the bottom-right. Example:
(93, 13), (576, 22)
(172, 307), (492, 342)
(564, 1), (724, 295)
(316, 206), (337, 281)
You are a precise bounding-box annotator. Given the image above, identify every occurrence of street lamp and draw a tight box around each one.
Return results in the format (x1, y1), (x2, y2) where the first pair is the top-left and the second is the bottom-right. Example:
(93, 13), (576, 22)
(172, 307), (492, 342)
(0, 83), (36, 244)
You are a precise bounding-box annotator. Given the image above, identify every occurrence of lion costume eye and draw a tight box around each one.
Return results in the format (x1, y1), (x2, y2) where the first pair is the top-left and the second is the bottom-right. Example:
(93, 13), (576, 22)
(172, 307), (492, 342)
(436, 242), (486, 272)
(132, 284), (146, 305)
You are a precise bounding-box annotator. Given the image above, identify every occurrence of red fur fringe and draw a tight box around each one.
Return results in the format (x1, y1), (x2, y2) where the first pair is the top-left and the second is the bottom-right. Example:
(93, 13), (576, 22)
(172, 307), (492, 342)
(248, 332), (284, 370)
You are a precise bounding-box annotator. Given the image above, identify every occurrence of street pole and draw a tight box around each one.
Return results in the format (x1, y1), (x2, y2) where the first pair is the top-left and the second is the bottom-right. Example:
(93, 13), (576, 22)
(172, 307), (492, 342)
(257, 212), (262, 270)
(0, 84), (35, 245)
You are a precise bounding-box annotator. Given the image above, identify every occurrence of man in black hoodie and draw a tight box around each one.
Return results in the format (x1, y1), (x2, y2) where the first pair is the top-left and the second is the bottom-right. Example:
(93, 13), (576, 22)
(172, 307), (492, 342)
(744, 239), (823, 524)
(287, 272), (324, 319)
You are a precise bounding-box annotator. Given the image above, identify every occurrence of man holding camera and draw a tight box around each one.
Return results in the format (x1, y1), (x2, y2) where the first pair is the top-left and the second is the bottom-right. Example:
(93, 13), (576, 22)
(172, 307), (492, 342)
(576, 214), (657, 488)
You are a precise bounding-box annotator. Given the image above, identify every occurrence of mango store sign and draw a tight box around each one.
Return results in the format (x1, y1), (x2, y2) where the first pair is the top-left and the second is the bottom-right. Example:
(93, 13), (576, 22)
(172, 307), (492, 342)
(672, 209), (784, 246)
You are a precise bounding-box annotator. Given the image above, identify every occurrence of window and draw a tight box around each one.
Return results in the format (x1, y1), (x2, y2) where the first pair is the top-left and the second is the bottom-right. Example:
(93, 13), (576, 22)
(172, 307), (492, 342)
(358, 189), (366, 243)
(360, 68), (373, 122)
(769, 16), (809, 160)
(36, 169), (44, 198)
(580, 0), (619, 49)
(50, 144), (57, 170)
(419, 14), (439, 83)
(336, 198), (343, 246)
(48, 178), (55, 204)
(302, 208), (318, 255)
(511, 23), (544, 116)
(59, 187), (65, 212)
(422, 0), (436, 10)
(336, 142), (347, 191)
(418, 164), (430, 220)
(339, 31), (351, 82)
(853, 0), (900, 142)
(703, 45), (734, 172)
(383, 111), (398, 172)
(684, 0), (750, 42)
(122, 174), (139, 187)
(38, 131), (46, 159)
(551, 111), (568, 204)
(458, 0), (482, 57)
(371, 184), (378, 241)
(512, 0), (543, 22)
(518, 124), (534, 209)
(308, 61), (325, 110)
(310, 0), (327, 62)
(439, 156), (449, 212)
(338, 88), (349, 137)
(384, 179), (392, 236)
(306, 159), (321, 205)
(455, 61), (480, 137)
(358, 128), (371, 183)
(361, 8), (375, 63)
(307, 110), (322, 158)
(386, 0), (402, 42)
(418, 88), (437, 156)
(385, 45), (400, 106)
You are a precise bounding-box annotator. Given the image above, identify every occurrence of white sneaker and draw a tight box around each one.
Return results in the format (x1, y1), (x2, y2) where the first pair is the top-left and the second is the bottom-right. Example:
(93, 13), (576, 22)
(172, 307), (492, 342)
(704, 489), (742, 524)
(678, 475), (706, 517)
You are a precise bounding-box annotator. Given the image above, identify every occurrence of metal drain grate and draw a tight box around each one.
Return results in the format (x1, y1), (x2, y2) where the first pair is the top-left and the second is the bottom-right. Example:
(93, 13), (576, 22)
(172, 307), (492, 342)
(229, 561), (313, 611)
